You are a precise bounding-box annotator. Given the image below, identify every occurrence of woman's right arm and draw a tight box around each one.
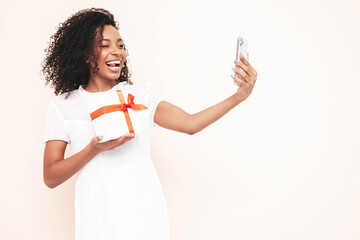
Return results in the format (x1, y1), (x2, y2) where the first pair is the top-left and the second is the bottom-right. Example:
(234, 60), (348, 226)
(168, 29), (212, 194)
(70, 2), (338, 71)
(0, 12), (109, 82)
(43, 134), (134, 189)
(43, 140), (97, 189)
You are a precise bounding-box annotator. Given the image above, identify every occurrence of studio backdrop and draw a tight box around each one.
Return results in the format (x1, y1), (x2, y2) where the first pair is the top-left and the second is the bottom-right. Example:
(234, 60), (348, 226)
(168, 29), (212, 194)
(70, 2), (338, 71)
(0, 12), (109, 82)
(0, 0), (359, 239)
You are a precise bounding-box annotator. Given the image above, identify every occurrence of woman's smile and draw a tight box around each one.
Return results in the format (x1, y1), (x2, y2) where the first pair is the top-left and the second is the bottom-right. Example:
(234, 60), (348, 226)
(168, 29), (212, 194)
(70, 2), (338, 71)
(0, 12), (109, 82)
(105, 59), (122, 72)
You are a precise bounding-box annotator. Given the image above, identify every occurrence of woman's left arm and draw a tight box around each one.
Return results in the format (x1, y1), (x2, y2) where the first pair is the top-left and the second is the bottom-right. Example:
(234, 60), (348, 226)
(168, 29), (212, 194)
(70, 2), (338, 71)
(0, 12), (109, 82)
(154, 53), (258, 135)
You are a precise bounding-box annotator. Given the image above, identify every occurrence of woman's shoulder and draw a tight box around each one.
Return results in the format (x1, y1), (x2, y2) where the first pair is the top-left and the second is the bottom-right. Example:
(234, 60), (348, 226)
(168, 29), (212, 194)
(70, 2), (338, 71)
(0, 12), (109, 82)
(126, 81), (159, 92)
(116, 81), (153, 95)
(117, 81), (148, 88)
(51, 88), (80, 102)
(49, 88), (83, 111)
(48, 88), (88, 120)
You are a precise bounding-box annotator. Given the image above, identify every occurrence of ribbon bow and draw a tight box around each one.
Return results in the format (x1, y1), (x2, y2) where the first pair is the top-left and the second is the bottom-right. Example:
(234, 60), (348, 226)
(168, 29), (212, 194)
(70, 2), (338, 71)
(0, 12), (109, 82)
(117, 93), (147, 112)
(90, 90), (148, 134)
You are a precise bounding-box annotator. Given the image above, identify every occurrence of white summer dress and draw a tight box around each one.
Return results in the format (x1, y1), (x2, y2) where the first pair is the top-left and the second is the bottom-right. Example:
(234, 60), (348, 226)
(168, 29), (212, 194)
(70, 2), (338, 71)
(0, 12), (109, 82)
(43, 81), (170, 240)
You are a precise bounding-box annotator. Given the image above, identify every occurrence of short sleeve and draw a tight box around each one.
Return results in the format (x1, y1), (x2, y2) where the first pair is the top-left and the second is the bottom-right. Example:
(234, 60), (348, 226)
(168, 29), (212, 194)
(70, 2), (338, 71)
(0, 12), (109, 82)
(145, 82), (165, 127)
(43, 100), (70, 143)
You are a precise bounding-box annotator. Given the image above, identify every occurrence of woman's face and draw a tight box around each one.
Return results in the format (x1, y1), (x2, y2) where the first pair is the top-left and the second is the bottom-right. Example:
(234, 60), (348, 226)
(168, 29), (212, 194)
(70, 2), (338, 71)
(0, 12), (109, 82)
(88, 25), (127, 81)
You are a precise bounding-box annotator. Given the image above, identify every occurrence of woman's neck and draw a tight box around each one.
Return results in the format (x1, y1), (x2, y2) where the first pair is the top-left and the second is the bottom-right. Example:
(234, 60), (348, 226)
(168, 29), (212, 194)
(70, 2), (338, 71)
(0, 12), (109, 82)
(84, 79), (118, 93)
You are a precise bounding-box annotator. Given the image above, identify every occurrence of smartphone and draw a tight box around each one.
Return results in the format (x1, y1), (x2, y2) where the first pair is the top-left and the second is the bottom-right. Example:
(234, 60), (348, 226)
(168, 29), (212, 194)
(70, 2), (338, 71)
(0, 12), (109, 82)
(234, 36), (248, 86)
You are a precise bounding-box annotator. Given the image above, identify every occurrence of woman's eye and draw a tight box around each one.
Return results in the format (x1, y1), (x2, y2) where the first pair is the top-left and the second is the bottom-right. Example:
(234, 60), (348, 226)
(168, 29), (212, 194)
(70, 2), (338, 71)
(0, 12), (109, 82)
(100, 45), (124, 48)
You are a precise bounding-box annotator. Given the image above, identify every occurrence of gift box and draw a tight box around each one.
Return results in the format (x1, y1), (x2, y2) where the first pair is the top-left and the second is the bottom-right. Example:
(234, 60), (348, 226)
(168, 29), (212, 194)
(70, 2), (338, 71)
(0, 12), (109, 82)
(85, 89), (148, 143)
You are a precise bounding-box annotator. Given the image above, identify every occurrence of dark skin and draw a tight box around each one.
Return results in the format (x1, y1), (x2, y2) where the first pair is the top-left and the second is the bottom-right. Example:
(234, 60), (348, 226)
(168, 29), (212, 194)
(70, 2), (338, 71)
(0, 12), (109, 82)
(43, 25), (258, 188)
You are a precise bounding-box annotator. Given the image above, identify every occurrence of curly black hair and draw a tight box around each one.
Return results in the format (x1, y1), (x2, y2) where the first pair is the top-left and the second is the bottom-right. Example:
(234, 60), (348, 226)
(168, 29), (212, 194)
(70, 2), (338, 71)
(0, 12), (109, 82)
(41, 8), (132, 99)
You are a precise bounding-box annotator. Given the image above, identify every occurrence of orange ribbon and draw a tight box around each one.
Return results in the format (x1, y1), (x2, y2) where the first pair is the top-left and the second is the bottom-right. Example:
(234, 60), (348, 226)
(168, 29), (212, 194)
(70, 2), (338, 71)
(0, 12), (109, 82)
(90, 90), (148, 134)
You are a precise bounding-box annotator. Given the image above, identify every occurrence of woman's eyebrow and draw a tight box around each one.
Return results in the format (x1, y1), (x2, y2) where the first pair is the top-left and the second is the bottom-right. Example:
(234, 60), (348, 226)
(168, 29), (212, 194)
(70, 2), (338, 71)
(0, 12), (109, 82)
(101, 38), (123, 42)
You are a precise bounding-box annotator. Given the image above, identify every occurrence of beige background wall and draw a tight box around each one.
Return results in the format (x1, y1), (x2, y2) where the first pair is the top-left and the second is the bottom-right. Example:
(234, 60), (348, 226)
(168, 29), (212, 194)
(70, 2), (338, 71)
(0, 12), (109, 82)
(1, 0), (359, 239)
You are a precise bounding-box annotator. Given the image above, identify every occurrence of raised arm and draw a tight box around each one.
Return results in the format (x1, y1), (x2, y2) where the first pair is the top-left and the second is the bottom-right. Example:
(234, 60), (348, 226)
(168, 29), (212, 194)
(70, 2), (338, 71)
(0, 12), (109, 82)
(154, 53), (258, 135)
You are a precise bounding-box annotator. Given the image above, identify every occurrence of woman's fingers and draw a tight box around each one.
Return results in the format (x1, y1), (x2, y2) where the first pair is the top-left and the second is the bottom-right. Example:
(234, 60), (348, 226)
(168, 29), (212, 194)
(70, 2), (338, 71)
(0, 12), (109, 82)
(233, 53), (258, 86)
(232, 66), (250, 83)
(120, 134), (134, 144)
(107, 133), (134, 146)
(239, 54), (257, 77)
(89, 133), (135, 153)
(107, 134), (134, 150)
(233, 60), (252, 78)
(114, 133), (134, 145)
(231, 73), (247, 86)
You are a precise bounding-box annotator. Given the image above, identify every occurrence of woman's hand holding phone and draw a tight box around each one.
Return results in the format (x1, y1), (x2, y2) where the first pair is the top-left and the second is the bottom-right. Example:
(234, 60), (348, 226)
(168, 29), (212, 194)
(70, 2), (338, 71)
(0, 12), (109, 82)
(231, 52), (258, 102)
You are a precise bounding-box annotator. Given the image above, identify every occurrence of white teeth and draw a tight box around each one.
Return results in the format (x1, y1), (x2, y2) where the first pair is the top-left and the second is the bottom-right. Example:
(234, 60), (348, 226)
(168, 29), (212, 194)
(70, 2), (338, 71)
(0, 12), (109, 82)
(106, 60), (121, 65)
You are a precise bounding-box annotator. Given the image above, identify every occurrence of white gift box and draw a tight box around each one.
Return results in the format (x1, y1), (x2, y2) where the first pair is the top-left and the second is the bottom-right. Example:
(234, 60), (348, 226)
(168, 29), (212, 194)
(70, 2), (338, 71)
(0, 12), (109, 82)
(85, 89), (146, 143)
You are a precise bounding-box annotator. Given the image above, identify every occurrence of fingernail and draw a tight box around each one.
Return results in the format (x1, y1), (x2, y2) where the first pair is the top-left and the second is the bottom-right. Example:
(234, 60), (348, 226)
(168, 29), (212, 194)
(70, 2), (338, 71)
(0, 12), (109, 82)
(231, 74), (234, 78)
(98, 136), (103, 140)
(234, 60), (239, 62)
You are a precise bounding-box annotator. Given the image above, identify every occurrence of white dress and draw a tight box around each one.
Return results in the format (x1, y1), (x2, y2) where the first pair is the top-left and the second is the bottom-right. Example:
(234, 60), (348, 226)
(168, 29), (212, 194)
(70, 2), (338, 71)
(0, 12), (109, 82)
(43, 81), (170, 240)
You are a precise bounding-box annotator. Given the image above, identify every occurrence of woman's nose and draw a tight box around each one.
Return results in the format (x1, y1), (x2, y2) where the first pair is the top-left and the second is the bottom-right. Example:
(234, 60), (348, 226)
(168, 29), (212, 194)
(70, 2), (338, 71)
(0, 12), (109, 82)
(110, 44), (121, 55)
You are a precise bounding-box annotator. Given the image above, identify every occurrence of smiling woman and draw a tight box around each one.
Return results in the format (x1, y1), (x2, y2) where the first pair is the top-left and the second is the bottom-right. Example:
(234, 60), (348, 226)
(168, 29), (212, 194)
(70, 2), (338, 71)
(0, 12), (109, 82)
(41, 8), (170, 240)
(42, 6), (258, 240)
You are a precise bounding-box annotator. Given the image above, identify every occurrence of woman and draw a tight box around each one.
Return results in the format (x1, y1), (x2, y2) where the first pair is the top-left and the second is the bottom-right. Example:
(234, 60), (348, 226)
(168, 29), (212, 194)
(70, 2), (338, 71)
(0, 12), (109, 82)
(42, 8), (257, 240)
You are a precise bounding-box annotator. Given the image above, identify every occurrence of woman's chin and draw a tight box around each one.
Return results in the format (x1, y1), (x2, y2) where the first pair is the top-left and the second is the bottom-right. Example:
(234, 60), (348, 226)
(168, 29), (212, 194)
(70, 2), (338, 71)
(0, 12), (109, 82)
(103, 70), (121, 79)
(92, 67), (122, 81)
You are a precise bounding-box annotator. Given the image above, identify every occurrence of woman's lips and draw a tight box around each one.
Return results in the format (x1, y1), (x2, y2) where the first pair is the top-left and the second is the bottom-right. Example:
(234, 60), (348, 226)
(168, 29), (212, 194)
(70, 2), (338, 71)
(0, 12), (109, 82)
(105, 60), (121, 73)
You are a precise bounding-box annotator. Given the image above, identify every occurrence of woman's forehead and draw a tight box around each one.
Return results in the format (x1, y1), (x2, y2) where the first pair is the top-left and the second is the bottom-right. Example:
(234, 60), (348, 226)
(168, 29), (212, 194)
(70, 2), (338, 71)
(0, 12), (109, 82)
(101, 25), (121, 37)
